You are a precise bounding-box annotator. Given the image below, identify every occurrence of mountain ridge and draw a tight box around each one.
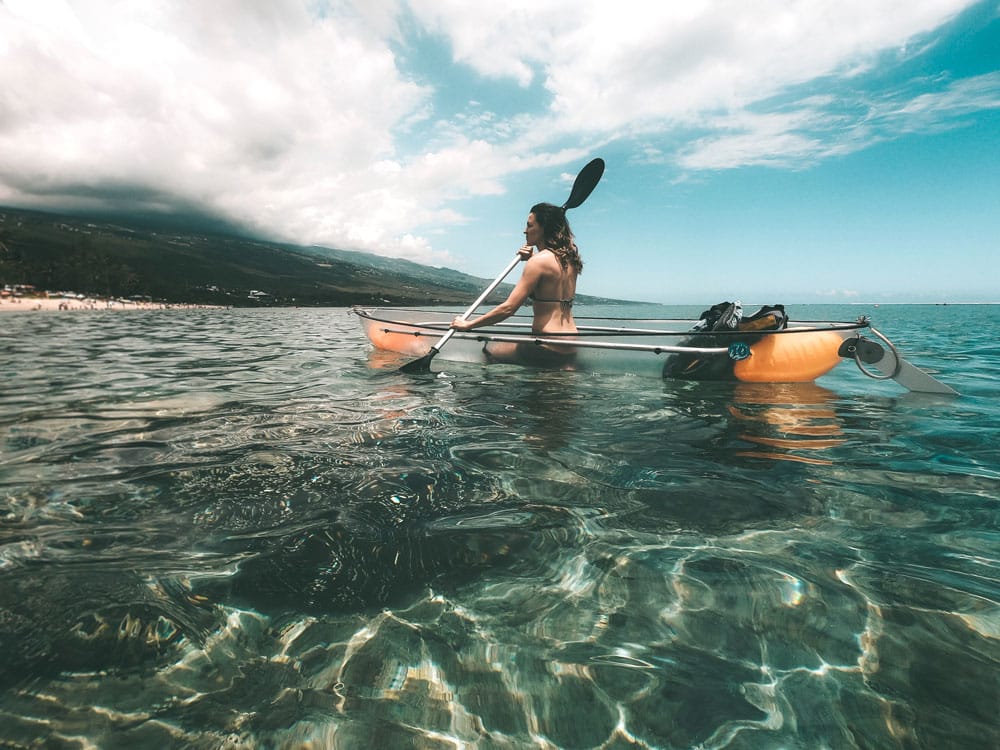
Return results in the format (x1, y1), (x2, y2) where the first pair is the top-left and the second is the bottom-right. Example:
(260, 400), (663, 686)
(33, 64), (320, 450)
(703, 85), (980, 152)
(0, 206), (633, 307)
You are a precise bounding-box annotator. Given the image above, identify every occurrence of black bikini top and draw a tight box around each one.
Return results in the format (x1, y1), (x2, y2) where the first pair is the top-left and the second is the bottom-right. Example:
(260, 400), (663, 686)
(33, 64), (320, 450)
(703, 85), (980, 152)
(530, 294), (574, 306)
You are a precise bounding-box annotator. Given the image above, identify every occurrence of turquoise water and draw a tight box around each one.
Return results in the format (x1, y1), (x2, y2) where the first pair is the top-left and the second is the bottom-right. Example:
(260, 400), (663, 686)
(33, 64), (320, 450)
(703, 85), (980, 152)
(1, 304), (997, 749)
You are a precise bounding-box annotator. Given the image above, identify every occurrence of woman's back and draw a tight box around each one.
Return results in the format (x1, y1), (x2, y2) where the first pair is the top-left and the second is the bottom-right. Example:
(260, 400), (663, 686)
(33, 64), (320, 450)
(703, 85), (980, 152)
(529, 249), (577, 334)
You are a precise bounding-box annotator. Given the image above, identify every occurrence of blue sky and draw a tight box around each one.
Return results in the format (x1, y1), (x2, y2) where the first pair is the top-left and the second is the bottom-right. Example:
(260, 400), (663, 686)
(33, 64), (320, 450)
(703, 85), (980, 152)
(1, 1), (998, 303)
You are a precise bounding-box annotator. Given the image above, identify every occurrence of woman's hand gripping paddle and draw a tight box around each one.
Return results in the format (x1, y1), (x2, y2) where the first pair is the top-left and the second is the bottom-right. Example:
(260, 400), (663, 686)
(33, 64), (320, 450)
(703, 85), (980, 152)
(399, 158), (605, 374)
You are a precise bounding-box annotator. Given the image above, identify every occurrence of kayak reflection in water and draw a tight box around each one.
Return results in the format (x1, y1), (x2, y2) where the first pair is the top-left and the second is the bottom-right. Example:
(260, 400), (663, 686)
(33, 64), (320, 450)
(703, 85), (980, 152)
(451, 203), (582, 365)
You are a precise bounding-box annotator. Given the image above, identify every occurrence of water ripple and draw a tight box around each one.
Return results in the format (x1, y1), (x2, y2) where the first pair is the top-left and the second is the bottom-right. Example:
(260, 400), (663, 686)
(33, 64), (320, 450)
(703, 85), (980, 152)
(1, 306), (997, 749)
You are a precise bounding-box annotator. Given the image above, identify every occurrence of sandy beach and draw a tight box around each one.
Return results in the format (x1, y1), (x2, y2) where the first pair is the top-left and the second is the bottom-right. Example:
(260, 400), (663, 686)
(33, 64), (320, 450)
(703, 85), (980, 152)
(0, 295), (218, 312)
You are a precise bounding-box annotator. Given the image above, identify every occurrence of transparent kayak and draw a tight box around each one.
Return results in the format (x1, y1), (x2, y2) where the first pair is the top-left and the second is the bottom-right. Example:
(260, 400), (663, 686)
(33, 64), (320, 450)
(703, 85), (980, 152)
(352, 306), (957, 394)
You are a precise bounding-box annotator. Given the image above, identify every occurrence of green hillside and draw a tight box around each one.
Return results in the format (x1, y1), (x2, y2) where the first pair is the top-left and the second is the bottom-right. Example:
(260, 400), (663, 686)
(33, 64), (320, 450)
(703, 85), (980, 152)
(0, 207), (482, 306)
(0, 207), (627, 307)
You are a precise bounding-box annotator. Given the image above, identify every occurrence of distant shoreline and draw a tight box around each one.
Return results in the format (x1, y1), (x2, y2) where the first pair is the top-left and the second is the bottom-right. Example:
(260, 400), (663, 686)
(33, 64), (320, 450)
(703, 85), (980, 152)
(3, 293), (996, 313)
(0, 294), (221, 312)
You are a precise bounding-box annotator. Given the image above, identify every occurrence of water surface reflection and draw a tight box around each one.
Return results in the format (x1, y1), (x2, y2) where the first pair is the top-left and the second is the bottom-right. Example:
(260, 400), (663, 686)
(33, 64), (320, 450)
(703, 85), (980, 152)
(0, 307), (996, 749)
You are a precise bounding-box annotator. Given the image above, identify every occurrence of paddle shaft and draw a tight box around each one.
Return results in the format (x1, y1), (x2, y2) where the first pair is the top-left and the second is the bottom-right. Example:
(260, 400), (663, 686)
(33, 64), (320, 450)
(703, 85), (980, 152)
(421, 253), (524, 357)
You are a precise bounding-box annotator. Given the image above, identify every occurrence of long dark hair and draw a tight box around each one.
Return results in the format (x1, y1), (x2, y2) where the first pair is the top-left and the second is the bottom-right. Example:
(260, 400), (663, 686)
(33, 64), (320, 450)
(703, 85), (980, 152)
(530, 202), (583, 274)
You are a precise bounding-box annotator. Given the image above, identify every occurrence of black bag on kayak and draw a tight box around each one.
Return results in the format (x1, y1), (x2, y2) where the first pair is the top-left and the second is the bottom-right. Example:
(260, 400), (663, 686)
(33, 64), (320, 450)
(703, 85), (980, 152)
(738, 304), (787, 332)
(663, 301), (788, 380)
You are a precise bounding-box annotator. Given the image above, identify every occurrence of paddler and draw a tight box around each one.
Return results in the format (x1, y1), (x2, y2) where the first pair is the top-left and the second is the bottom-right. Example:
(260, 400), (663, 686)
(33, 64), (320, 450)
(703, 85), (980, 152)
(450, 203), (582, 341)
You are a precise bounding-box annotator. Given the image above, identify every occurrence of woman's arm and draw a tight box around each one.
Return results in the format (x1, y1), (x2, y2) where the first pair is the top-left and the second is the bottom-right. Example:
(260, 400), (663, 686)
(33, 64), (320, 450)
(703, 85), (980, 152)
(452, 250), (541, 331)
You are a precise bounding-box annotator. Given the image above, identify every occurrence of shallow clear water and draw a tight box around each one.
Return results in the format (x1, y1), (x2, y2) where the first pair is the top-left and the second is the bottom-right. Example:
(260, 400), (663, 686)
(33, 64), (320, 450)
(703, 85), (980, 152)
(1, 304), (997, 749)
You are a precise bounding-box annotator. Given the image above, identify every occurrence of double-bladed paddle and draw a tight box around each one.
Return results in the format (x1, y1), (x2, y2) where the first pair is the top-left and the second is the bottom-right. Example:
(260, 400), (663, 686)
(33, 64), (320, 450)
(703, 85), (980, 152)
(399, 157), (605, 374)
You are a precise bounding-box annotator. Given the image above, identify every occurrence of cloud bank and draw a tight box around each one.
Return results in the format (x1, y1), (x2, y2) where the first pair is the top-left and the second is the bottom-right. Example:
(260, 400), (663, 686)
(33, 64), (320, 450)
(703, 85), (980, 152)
(0, 0), (993, 263)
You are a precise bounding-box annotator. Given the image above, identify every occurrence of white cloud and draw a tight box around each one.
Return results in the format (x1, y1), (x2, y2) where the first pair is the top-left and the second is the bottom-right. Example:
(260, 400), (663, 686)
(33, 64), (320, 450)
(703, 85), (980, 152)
(883, 72), (1000, 128)
(816, 288), (861, 298)
(677, 72), (1000, 170)
(410, 0), (976, 132)
(0, 0), (442, 258)
(0, 0), (990, 265)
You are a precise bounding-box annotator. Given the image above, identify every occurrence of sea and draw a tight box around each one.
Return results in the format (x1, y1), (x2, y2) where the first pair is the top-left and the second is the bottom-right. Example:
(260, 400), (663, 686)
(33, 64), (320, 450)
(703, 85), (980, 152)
(1, 303), (997, 750)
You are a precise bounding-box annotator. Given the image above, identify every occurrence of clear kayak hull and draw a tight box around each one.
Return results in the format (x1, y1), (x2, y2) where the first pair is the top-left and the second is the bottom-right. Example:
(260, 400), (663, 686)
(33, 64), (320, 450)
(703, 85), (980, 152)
(351, 307), (956, 394)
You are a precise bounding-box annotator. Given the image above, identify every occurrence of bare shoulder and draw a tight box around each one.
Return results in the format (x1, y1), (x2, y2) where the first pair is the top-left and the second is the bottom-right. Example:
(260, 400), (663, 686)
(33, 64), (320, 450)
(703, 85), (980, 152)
(529, 249), (561, 271)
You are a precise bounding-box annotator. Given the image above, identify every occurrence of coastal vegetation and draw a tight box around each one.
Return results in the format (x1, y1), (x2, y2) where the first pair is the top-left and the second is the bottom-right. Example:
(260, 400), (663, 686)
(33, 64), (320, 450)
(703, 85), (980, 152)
(0, 207), (625, 308)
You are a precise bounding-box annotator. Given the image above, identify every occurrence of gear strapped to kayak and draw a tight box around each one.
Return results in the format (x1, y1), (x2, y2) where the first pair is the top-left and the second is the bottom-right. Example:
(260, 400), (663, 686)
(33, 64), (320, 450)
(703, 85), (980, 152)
(664, 300), (793, 380)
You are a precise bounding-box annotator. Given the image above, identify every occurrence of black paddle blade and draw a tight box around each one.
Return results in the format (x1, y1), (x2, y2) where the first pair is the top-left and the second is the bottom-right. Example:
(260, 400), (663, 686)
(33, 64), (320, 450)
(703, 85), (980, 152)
(562, 158), (605, 210)
(398, 348), (437, 374)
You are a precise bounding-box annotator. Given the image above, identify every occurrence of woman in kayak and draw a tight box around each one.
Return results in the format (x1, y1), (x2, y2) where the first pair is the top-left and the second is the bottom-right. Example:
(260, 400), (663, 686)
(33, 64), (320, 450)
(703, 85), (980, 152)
(450, 202), (582, 339)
